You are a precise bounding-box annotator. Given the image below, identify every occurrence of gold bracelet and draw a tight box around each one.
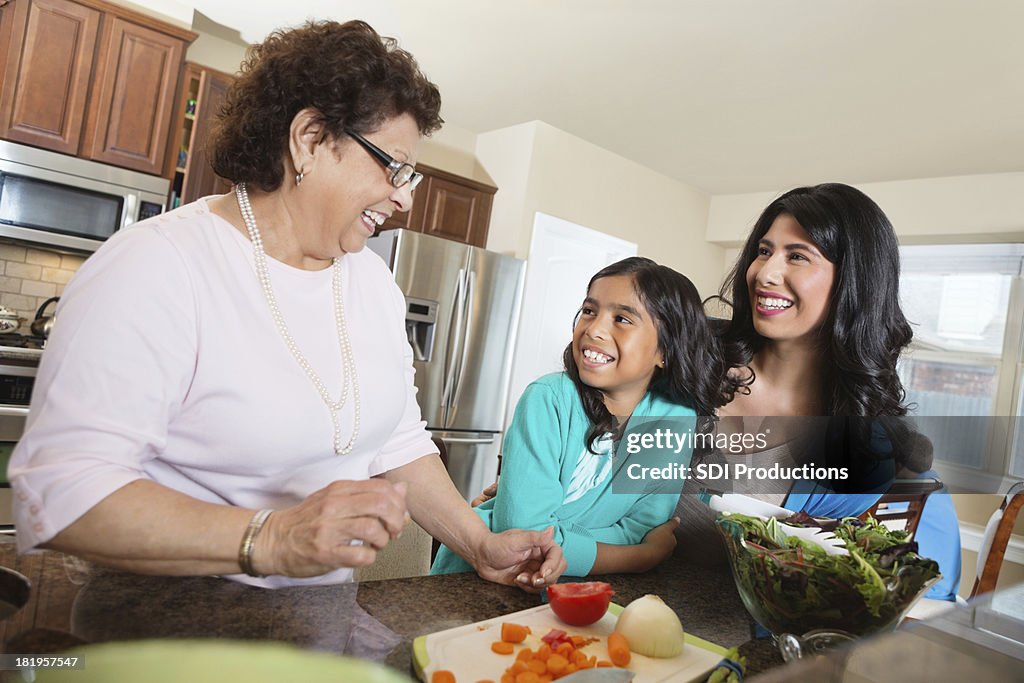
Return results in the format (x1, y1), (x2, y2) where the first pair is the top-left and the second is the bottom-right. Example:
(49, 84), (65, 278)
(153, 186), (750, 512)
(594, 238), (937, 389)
(238, 509), (274, 577)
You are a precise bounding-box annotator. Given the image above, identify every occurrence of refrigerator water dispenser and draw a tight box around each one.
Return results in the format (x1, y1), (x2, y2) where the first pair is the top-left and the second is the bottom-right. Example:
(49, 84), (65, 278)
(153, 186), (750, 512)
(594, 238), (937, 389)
(405, 296), (438, 362)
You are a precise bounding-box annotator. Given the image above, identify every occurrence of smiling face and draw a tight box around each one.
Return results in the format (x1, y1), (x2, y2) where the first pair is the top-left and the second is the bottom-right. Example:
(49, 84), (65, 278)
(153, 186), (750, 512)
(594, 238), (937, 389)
(305, 113), (420, 255)
(745, 213), (836, 346)
(571, 274), (664, 412)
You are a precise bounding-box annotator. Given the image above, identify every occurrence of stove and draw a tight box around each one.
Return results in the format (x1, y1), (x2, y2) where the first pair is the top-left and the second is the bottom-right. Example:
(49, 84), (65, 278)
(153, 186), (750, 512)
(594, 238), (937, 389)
(0, 334), (41, 407)
(0, 335), (37, 529)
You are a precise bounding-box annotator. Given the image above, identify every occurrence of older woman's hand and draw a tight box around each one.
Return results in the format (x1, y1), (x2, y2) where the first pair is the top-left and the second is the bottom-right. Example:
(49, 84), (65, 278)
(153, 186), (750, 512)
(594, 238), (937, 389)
(253, 479), (409, 577)
(473, 526), (567, 593)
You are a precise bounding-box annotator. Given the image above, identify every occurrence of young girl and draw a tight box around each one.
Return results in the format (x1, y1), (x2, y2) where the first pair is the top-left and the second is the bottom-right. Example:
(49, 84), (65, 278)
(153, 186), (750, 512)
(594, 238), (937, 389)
(431, 257), (738, 577)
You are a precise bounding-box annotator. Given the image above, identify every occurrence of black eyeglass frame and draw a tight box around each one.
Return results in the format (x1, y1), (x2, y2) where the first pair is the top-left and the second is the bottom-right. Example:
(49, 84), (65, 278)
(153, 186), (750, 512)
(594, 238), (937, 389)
(344, 129), (423, 191)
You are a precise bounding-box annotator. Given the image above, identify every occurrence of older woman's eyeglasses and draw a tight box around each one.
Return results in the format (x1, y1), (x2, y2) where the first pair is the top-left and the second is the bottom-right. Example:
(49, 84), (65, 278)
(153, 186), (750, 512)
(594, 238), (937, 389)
(344, 129), (423, 191)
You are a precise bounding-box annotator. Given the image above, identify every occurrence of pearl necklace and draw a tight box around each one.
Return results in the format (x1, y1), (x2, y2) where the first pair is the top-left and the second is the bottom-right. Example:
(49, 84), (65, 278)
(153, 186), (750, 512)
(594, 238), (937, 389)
(235, 183), (360, 456)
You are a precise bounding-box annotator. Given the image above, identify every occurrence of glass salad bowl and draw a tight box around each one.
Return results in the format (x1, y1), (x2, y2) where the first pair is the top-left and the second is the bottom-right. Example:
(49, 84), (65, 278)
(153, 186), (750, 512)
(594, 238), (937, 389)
(716, 513), (941, 642)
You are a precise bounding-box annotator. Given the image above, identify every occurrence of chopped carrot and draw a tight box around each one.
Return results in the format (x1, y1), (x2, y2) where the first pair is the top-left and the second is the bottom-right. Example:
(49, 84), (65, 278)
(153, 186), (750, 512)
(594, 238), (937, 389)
(555, 642), (574, 657)
(501, 622), (531, 644)
(607, 632), (631, 667)
(515, 648), (534, 662)
(514, 672), (540, 683)
(538, 676), (552, 683)
(563, 664), (578, 676)
(535, 643), (551, 661)
(491, 641), (515, 655)
(596, 660), (612, 667)
(569, 636), (587, 649)
(500, 674), (515, 683)
(527, 660), (547, 675)
(510, 661), (529, 675)
(545, 654), (568, 675)
(432, 671), (457, 683)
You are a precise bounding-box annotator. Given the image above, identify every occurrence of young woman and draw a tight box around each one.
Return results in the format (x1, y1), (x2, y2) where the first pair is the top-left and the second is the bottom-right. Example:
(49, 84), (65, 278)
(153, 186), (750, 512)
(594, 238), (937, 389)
(433, 257), (739, 577)
(676, 183), (961, 602)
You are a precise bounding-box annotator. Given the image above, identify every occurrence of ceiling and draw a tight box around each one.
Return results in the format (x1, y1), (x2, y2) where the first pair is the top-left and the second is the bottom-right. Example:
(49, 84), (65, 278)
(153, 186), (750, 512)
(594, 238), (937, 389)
(194, 0), (1024, 194)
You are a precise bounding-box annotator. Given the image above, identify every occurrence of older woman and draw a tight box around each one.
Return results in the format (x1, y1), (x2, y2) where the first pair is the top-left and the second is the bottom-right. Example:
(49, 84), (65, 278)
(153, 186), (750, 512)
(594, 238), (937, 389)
(9, 20), (564, 589)
(675, 183), (961, 602)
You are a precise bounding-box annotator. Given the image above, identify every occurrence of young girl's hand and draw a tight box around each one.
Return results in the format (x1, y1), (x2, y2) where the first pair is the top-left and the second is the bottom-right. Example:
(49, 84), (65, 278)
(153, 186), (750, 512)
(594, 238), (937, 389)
(639, 516), (680, 569)
(471, 480), (498, 507)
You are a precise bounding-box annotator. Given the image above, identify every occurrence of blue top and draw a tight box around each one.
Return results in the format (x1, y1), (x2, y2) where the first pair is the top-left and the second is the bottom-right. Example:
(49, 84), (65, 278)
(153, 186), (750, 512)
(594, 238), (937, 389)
(431, 372), (696, 577)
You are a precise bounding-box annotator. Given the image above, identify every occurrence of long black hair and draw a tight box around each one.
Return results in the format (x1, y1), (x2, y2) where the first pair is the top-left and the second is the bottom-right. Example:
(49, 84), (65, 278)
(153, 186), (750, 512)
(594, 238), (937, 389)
(720, 183), (913, 416)
(563, 257), (741, 450)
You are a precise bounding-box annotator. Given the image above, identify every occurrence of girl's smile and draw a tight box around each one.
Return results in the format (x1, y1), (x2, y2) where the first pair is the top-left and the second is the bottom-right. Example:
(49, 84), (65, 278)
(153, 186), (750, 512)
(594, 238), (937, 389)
(572, 274), (663, 414)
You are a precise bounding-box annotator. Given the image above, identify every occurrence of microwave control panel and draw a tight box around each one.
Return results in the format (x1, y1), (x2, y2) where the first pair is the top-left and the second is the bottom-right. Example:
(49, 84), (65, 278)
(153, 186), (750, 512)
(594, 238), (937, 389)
(138, 201), (164, 221)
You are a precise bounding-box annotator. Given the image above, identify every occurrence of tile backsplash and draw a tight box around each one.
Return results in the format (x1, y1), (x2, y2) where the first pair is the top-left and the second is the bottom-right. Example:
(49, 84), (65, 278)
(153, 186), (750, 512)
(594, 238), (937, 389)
(0, 243), (85, 329)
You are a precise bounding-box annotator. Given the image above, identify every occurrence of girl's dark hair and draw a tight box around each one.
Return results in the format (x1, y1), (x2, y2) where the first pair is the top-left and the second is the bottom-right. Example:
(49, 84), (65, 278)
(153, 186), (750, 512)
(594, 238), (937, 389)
(563, 257), (742, 450)
(209, 20), (442, 191)
(720, 183), (913, 416)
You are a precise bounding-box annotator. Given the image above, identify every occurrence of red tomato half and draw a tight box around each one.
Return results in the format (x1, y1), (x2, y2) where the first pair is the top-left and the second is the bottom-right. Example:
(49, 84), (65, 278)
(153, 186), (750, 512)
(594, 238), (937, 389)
(546, 582), (614, 626)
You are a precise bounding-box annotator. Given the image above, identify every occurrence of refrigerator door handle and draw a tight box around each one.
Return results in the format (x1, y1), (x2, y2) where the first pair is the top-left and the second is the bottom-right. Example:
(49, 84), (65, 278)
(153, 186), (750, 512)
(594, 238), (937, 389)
(433, 435), (495, 445)
(441, 268), (467, 417)
(430, 429), (496, 445)
(451, 269), (475, 414)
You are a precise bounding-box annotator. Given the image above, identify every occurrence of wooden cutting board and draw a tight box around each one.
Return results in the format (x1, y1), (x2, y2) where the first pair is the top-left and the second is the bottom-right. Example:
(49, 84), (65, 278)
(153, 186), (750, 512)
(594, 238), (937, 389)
(413, 603), (727, 683)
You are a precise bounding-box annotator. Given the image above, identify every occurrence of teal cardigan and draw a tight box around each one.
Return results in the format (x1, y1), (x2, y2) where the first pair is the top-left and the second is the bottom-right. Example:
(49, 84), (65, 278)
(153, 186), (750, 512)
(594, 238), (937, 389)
(431, 372), (696, 577)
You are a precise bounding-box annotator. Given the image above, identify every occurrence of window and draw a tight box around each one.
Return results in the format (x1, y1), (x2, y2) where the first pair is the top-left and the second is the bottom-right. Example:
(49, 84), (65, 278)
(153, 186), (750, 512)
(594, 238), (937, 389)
(898, 244), (1024, 491)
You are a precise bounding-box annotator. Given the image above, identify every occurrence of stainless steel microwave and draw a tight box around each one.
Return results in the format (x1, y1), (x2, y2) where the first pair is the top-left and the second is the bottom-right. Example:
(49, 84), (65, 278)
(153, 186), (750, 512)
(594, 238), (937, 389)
(0, 141), (169, 253)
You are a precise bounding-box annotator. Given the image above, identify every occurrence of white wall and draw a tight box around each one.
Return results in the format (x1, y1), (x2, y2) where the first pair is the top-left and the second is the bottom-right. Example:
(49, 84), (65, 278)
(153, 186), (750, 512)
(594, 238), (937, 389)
(706, 173), (1024, 246)
(476, 121), (725, 298)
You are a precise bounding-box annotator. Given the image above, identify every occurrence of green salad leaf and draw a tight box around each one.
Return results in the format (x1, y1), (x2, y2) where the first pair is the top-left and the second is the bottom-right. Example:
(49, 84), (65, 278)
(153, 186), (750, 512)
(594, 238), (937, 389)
(717, 513), (941, 637)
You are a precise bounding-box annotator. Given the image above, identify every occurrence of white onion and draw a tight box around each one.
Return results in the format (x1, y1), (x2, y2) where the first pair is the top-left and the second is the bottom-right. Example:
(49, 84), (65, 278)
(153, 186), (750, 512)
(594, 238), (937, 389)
(613, 594), (685, 658)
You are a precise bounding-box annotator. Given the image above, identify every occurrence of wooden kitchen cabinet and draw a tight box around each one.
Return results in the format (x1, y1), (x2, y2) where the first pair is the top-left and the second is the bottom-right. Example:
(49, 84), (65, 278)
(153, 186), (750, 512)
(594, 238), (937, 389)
(0, 0), (100, 154)
(83, 15), (188, 175)
(379, 163), (496, 248)
(167, 62), (234, 208)
(0, 0), (195, 174)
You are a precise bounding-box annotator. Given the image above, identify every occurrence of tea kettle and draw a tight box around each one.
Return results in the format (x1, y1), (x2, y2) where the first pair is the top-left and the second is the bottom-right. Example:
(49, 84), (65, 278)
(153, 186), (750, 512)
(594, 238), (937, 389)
(31, 296), (60, 338)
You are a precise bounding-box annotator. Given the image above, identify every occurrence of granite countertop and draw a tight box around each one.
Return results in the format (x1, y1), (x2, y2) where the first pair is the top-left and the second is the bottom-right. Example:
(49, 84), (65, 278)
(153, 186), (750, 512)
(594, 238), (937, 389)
(0, 537), (785, 678)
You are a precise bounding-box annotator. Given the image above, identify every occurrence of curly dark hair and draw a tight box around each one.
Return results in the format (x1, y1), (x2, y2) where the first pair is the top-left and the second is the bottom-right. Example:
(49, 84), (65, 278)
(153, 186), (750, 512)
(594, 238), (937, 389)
(209, 20), (443, 191)
(563, 257), (743, 451)
(719, 183), (913, 416)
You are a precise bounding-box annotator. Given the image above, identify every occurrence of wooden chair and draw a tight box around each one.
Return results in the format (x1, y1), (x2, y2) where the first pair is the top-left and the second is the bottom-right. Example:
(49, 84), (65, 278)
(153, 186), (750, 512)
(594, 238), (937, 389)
(858, 477), (944, 536)
(970, 480), (1024, 598)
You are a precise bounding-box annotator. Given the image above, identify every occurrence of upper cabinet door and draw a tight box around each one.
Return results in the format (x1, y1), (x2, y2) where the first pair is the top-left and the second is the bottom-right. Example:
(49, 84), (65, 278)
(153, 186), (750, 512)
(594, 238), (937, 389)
(0, 0), (101, 154)
(420, 174), (495, 248)
(180, 68), (233, 203)
(84, 16), (183, 175)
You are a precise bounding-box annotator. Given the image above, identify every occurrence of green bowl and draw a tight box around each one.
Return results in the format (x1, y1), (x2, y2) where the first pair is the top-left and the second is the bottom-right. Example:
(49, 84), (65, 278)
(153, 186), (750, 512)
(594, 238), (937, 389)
(32, 639), (411, 683)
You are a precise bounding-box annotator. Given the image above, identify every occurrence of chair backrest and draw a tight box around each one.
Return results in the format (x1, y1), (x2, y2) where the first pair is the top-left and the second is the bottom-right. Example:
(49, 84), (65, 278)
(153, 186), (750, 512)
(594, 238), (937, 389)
(971, 480), (1024, 599)
(858, 477), (944, 537)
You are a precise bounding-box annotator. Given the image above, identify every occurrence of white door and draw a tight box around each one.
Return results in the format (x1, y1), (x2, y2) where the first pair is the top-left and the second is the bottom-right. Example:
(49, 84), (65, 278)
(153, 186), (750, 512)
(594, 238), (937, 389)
(505, 212), (637, 429)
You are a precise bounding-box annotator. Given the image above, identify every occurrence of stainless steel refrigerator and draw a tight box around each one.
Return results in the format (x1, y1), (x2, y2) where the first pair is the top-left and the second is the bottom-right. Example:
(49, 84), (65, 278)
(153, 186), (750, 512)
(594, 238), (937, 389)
(368, 229), (526, 501)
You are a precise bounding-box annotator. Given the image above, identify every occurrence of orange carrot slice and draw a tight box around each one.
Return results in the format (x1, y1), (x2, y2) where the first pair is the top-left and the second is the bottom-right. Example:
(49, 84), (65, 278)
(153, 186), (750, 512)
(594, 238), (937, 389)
(607, 632), (631, 667)
(432, 671), (457, 683)
(501, 622), (531, 644)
